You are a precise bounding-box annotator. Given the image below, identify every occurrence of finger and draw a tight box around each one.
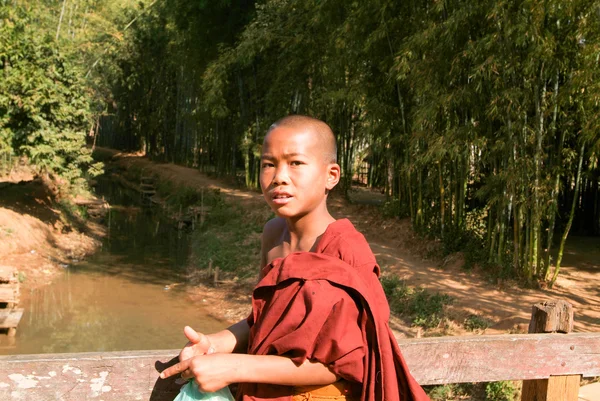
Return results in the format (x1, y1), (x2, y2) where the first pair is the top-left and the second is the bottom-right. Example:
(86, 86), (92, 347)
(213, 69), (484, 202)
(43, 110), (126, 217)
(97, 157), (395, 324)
(180, 368), (192, 380)
(184, 326), (201, 344)
(159, 360), (188, 379)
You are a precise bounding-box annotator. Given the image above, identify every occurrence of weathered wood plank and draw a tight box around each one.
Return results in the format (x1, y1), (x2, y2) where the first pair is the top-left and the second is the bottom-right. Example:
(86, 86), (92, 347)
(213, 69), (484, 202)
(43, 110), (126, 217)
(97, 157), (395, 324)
(0, 333), (598, 400)
(397, 333), (600, 385)
(521, 300), (579, 401)
(528, 300), (574, 334)
(0, 350), (182, 401)
(0, 308), (23, 328)
(521, 375), (581, 401)
(0, 266), (18, 283)
(0, 284), (19, 303)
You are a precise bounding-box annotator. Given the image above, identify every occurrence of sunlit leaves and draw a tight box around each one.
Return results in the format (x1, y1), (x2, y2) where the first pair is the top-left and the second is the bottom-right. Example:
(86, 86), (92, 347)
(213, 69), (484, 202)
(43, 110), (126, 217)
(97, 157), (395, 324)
(0, 4), (102, 184)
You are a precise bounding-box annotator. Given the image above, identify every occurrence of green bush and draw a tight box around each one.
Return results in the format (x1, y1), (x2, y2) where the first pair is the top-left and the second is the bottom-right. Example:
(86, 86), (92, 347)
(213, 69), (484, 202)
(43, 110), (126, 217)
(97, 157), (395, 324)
(411, 289), (453, 328)
(464, 314), (491, 331)
(425, 382), (515, 401)
(0, 6), (103, 187)
(425, 383), (474, 401)
(154, 178), (223, 210)
(381, 197), (410, 219)
(381, 276), (452, 329)
(190, 200), (263, 279)
(485, 381), (516, 401)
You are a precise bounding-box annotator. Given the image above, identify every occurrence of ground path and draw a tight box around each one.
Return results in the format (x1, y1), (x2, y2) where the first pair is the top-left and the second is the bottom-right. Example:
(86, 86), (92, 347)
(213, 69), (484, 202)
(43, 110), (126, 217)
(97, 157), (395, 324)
(108, 150), (600, 337)
(329, 192), (600, 336)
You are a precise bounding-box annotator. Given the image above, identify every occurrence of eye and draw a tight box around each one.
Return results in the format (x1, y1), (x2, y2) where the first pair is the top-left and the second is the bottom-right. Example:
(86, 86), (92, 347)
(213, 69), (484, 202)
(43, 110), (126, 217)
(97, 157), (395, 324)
(290, 160), (304, 166)
(261, 162), (274, 169)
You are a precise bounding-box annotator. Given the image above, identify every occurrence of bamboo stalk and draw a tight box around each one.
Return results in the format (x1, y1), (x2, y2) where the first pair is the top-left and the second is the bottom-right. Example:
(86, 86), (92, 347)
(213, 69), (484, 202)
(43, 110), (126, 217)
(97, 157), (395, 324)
(438, 161), (445, 237)
(551, 143), (585, 286)
(544, 74), (563, 280)
(513, 201), (520, 272)
(56, 0), (67, 41)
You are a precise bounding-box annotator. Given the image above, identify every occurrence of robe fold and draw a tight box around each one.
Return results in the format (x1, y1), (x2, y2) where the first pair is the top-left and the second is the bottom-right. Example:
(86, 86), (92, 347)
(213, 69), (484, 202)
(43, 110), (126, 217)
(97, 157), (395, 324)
(238, 219), (429, 401)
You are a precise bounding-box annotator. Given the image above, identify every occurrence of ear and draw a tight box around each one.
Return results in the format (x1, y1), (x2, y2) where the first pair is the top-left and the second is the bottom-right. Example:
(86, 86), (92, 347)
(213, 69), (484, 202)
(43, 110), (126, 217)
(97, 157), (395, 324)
(325, 163), (341, 190)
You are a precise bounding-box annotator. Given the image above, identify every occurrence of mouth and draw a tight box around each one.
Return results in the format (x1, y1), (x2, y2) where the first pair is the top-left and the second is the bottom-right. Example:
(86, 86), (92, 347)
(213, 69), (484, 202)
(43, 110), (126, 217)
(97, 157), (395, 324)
(271, 193), (293, 205)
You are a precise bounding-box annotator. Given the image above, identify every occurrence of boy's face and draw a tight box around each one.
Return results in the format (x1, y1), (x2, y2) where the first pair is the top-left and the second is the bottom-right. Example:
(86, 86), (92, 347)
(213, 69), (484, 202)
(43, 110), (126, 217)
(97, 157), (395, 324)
(260, 126), (339, 220)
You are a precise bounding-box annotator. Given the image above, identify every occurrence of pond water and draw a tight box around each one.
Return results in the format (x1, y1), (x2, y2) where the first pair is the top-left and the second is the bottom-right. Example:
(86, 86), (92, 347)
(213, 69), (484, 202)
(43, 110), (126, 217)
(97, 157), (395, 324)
(0, 177), (227, 355)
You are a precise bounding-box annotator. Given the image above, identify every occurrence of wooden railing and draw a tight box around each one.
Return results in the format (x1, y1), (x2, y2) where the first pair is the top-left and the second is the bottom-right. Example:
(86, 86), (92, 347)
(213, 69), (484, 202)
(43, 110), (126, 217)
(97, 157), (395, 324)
(0, 301), (598, 401)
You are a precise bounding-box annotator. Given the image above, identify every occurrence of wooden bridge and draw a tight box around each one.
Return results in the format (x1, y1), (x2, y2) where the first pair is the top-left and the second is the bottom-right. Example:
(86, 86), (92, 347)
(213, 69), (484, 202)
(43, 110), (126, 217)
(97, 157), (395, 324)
(0, 301), (597, 401)
(0, 266), (23, 338)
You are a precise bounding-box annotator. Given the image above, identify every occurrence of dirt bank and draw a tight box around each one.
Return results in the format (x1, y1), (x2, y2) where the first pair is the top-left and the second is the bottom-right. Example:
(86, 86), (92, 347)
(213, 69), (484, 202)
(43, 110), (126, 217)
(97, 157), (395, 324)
(101, 148), (600, 336)
(0, 172), (105, 291)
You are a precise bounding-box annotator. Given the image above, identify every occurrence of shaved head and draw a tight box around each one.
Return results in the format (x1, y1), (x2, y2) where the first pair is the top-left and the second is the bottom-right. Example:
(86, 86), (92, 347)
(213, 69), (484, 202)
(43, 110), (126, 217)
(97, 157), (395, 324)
(266, 115), (337, 163)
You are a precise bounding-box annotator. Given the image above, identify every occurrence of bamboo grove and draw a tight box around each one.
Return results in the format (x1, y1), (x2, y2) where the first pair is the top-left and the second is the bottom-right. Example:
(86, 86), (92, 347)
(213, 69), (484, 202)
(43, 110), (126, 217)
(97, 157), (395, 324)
(0, 0), (141, 188)
(61, 0), (600, 284)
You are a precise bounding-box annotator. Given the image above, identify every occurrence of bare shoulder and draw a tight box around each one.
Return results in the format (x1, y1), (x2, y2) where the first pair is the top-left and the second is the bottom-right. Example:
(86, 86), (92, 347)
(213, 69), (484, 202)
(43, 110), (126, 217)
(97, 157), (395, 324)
(262, 217), (287, 244)
(260, 217), (287, 268)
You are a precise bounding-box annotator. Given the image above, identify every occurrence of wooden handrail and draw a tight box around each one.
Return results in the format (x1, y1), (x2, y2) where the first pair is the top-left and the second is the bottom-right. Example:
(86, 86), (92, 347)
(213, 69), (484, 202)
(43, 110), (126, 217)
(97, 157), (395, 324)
(0, 332), (598, 401)
(398, 332), (600, 385)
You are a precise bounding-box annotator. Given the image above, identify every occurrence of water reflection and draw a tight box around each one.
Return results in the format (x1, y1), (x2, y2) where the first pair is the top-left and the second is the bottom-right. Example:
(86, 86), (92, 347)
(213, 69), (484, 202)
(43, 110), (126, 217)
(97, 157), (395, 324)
(0, 177), (226, 355)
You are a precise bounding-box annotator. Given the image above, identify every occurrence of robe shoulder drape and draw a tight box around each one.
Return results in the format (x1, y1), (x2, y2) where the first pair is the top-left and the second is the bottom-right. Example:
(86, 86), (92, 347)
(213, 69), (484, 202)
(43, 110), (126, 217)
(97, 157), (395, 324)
(239, 219), (429, 401)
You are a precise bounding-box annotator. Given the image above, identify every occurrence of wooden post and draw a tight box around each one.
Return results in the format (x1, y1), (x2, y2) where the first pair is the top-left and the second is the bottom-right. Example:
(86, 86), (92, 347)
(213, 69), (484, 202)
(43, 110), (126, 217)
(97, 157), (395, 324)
(200, 189), (205, 227)
(528, 300), (573, 333)
(213, 266), (219, 286)
(521, 300), (580, 401)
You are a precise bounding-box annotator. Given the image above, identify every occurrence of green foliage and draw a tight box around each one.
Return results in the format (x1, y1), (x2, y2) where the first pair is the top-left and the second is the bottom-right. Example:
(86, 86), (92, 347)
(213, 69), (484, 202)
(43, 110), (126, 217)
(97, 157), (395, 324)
(166, 187), (203, 209)
(485, 381), (516, 401)
(56, 198), (89, 231)
(425, 382), (516, 401)
(381, 275), (453, 329)
(154, 178), (223, 210)
(190, 201), (263, 279)
(97, 0), (600, 285)
(0, 4), (103, 189)
(0, 225), (14, 237)
(381, 198), (411, 219)
(411, 289), (454, 329)
(425, 383), (475, 401)
(464, 314), (491, 332)
(0, 150), (15, 175)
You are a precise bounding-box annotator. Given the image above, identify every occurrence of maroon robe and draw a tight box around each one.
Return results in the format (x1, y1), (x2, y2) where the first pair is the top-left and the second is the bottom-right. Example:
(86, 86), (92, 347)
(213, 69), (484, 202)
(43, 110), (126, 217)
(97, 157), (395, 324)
(238, 219), (429, 401)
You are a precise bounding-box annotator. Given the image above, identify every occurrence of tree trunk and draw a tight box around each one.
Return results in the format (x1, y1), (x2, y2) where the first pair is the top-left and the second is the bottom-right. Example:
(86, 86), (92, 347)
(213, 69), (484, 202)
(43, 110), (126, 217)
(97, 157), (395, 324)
(544, 74), (563, 280)
(56, 0), (68, 41)
(531, 67), (547, 278)
(550, 143), (585, 286)
(513, 200), (520, 272)
(438, 161), (445, 237)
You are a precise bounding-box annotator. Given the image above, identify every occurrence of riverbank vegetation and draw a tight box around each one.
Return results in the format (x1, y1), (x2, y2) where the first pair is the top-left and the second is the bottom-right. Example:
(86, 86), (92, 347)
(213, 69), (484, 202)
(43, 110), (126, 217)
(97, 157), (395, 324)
(104, 153), (524, 401)
(2, 3), (599, 397)
(88, 0), (600, 287)
(0, 178), (103, 289)
(3, 0), (600, 315)
(3, 1), (600, 287)
(0, 1), (117, 195)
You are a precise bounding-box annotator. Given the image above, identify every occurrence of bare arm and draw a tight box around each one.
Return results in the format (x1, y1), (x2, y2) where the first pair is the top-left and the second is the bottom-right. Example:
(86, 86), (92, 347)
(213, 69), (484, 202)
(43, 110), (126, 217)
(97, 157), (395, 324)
(178, 223), (269, 362)
(207, 319), (250, 354)
(170, 219), (338, 391)
(179, 319), (250, 362)
(160, 353), (339, 392)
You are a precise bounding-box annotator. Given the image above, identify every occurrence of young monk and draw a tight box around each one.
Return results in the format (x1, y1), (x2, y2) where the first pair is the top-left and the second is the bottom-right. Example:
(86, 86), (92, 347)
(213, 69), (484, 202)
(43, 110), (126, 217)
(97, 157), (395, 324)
(160, 115), (429, 401)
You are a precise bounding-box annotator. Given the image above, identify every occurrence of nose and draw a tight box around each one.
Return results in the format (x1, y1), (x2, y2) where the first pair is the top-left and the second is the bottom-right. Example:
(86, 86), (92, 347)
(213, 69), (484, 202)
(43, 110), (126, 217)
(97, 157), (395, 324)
(272, 165), (289, 186)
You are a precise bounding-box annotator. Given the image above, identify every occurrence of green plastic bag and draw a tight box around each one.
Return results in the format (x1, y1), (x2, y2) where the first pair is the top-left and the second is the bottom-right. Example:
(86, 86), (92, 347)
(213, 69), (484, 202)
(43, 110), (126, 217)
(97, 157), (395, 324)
(174, 381), (235, 401)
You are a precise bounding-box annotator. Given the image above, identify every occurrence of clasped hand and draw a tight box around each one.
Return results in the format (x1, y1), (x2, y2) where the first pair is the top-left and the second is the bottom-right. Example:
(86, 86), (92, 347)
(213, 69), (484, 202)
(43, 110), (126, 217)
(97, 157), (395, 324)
(160, 326), (238, 393)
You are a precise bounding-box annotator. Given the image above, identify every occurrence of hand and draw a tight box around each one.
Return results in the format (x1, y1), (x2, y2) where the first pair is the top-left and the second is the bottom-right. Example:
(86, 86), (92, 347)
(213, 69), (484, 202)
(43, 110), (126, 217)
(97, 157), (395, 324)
(160, 353), (240, 392)
(179, 326), (215, 362)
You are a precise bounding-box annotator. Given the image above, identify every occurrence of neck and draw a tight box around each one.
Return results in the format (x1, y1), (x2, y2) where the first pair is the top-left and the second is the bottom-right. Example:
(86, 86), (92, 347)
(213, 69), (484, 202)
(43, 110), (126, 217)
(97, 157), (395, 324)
(285, 206), (335, 252)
